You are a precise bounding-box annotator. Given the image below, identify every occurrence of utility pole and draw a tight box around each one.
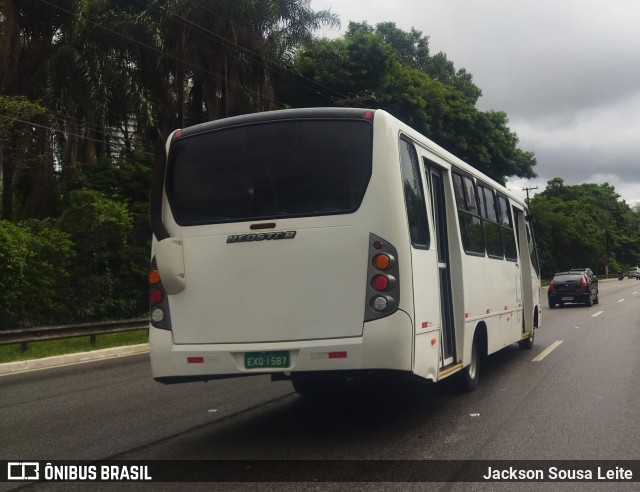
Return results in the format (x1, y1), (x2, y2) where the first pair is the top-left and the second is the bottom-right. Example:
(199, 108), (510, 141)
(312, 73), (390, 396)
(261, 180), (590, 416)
(523, 186), (538, 205)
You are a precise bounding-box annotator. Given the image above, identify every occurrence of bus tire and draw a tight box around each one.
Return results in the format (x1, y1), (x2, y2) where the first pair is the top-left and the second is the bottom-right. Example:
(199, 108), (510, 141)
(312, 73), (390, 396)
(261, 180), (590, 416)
(461, 334), (481, 392)
(519, 331), (534, 350)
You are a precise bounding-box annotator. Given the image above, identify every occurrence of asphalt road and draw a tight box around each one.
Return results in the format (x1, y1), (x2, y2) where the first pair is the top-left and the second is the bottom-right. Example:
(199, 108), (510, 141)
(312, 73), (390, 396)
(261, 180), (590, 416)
(1, 278), (639, 490)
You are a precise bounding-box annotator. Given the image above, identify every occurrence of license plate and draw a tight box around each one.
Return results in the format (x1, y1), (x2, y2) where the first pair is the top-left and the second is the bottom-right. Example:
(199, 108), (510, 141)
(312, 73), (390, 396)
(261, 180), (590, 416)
(244, 351), (289, 369)
(562, 297), (573, 301)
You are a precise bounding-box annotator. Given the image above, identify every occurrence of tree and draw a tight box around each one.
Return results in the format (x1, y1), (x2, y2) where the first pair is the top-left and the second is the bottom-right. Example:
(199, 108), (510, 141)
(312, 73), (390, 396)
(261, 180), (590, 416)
(286, 22), (536, 183)
(134, 0), (338, 136)
(530, 179), (640, 277)
(0, 96), (48, 220)
(0, 219), (74, 327)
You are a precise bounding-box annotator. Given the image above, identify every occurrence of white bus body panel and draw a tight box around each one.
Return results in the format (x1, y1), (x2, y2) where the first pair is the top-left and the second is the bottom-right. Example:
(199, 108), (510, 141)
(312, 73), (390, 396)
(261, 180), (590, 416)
(150, 109), (540, 384)
(149, 309), (413, 378)
(161, 226), (368, 344)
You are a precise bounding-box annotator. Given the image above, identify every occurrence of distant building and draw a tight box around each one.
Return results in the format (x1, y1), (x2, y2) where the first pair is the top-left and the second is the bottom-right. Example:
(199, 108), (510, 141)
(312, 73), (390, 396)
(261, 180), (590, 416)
(633, 202), (640, 213)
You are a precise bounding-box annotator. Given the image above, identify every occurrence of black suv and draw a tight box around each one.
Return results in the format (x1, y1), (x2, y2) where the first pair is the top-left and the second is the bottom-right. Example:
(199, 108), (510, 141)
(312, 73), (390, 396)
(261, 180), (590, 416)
(548, 271), (599, 308)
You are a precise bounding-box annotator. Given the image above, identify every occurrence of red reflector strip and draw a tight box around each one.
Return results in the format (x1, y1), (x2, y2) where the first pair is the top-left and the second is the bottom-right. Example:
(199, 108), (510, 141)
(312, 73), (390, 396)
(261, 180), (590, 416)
(328, 351), (347, 359)
(311, 351), (348, 359)
(187, 357), (204, 364)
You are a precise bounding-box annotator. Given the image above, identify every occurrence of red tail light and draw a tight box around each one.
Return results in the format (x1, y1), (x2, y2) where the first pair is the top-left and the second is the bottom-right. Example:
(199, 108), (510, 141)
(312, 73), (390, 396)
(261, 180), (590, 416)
(581, 277), (587, 287)
(549, 279), (555, 292)
(365, 234), (399, 320)
(149, 258), (172, 330)
(372, 275), (389, 291)
(149, 289), (163, 303)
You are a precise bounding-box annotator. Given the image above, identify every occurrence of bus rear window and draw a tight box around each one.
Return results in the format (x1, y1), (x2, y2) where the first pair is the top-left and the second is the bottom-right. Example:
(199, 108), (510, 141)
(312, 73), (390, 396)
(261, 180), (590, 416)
(166, 119), (373, 225)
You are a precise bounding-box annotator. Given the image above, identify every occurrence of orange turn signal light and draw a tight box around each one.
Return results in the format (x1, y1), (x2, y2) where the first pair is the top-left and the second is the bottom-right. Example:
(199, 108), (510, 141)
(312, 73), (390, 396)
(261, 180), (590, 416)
(148, 269), (161, 285)
(373, 254), (391, 270)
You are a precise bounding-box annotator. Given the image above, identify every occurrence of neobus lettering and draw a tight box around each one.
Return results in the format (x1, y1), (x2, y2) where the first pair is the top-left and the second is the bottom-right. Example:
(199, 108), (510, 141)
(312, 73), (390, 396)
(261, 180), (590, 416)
(227, 231), (296, 243)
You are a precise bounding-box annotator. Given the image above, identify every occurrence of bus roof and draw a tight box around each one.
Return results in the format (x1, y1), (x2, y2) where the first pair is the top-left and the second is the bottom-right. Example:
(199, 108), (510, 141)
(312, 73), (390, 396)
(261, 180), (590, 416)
(169, 107), (527, 209)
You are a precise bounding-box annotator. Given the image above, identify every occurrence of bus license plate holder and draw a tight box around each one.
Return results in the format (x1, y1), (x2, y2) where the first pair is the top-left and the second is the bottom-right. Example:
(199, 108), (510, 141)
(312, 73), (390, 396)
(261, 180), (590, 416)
(244, 351), (290, 369)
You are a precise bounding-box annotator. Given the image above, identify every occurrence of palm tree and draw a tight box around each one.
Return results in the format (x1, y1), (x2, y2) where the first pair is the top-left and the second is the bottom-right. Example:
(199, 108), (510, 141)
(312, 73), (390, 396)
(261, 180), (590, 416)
(140, 0), (339, 134)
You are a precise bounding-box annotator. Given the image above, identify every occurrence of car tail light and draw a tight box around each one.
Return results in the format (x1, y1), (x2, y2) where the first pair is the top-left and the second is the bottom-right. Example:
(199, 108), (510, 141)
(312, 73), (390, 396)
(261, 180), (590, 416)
(579, 276), (588, 291)
(365, 234), (399, 321)
(149, 259), (172, 331)
(549, 279), (555, 292)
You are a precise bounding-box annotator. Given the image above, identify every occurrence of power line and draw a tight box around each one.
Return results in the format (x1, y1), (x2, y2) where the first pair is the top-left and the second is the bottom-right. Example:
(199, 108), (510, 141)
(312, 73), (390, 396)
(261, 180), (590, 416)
(0, 114), (153, 157)
(180, 0), (347, 100)
(7, 0), (353, 159)
(38, 0), (289, 108)
(333, 91), (376, 107)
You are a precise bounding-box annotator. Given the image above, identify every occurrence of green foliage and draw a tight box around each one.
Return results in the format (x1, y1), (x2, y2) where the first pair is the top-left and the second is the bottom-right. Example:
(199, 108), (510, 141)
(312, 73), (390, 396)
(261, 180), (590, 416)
(0, 220), (74, 328)
(285, 22), (536, 183)
(530, 178), (640, 278)
(56, 188), (140, 321)
(4, 1), (541, 329)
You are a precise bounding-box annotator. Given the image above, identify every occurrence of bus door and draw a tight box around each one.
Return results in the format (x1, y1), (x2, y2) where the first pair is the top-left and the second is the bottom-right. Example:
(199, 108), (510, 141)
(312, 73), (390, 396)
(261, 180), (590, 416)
(514, 207), (535, 334)
(426, 161), (456, 366)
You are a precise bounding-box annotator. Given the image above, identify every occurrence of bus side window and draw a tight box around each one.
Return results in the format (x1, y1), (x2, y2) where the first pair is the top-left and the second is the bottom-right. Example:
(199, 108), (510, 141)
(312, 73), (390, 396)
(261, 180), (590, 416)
(525, 221), (540, 275)
(498, 195), (518, 261)
(479, 185), (504, 259)
(399, 138), (430, 249)
(452, 172), (484, 256)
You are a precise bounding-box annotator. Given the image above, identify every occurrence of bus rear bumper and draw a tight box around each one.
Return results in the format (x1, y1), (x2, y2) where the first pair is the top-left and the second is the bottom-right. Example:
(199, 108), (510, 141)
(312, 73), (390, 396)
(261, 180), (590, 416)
(150, 310), (413, 383)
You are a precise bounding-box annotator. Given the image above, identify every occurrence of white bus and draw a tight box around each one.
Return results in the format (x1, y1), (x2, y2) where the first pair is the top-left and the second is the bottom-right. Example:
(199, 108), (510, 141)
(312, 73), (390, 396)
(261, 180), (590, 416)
(148, 108), (541, 394)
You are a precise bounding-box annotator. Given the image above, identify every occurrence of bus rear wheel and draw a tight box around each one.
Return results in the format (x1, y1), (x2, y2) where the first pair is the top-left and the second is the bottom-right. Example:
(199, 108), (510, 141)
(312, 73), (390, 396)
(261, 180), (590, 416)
(519, 331), (534, 350)
(460, 334), (480, 392)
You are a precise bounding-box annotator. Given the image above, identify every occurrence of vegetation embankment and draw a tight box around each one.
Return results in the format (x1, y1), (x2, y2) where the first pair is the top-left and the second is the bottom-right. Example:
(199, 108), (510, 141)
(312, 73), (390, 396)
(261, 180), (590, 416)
(1, 2), (638, 360)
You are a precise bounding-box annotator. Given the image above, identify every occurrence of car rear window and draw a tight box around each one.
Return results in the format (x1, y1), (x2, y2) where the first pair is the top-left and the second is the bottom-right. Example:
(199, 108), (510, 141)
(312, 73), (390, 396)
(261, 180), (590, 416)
(166, 119), (373, 225)
(553, 274), (583, 282)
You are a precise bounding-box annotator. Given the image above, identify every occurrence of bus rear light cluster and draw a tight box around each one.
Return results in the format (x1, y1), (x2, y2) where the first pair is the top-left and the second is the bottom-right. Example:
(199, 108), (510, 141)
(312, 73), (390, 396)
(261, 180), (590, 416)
(364, 234), (400, 321)
(149, 259), (172, 331)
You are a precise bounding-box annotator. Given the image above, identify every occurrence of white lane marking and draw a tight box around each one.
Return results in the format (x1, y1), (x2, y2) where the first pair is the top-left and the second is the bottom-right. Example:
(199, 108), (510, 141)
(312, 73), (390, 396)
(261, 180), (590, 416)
(592, 311), (604, 317)
(617, 299), (625, 303)
(533, 340), (563, 362)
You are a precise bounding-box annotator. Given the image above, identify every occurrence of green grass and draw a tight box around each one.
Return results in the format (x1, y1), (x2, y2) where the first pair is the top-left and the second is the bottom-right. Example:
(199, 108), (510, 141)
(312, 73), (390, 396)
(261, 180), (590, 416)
(0, 329), (149, 364)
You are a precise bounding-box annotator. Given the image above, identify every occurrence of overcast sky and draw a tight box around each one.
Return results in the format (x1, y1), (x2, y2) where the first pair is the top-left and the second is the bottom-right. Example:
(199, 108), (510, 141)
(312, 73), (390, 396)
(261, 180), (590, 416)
(309, 0), (640, 207)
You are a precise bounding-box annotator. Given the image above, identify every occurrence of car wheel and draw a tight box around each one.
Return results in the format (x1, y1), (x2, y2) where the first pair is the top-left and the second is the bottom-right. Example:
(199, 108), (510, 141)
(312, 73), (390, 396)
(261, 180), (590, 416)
(585, 296), (593, 307)
(549, 300), (556, 309)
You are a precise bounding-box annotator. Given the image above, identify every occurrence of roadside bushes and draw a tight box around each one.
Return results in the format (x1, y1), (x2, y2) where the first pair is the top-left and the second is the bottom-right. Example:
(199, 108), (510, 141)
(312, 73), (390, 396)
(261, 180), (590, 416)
(1, 187), (149, 328)
(0, 220), (74, 328)
(57, 189), (139, 322)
